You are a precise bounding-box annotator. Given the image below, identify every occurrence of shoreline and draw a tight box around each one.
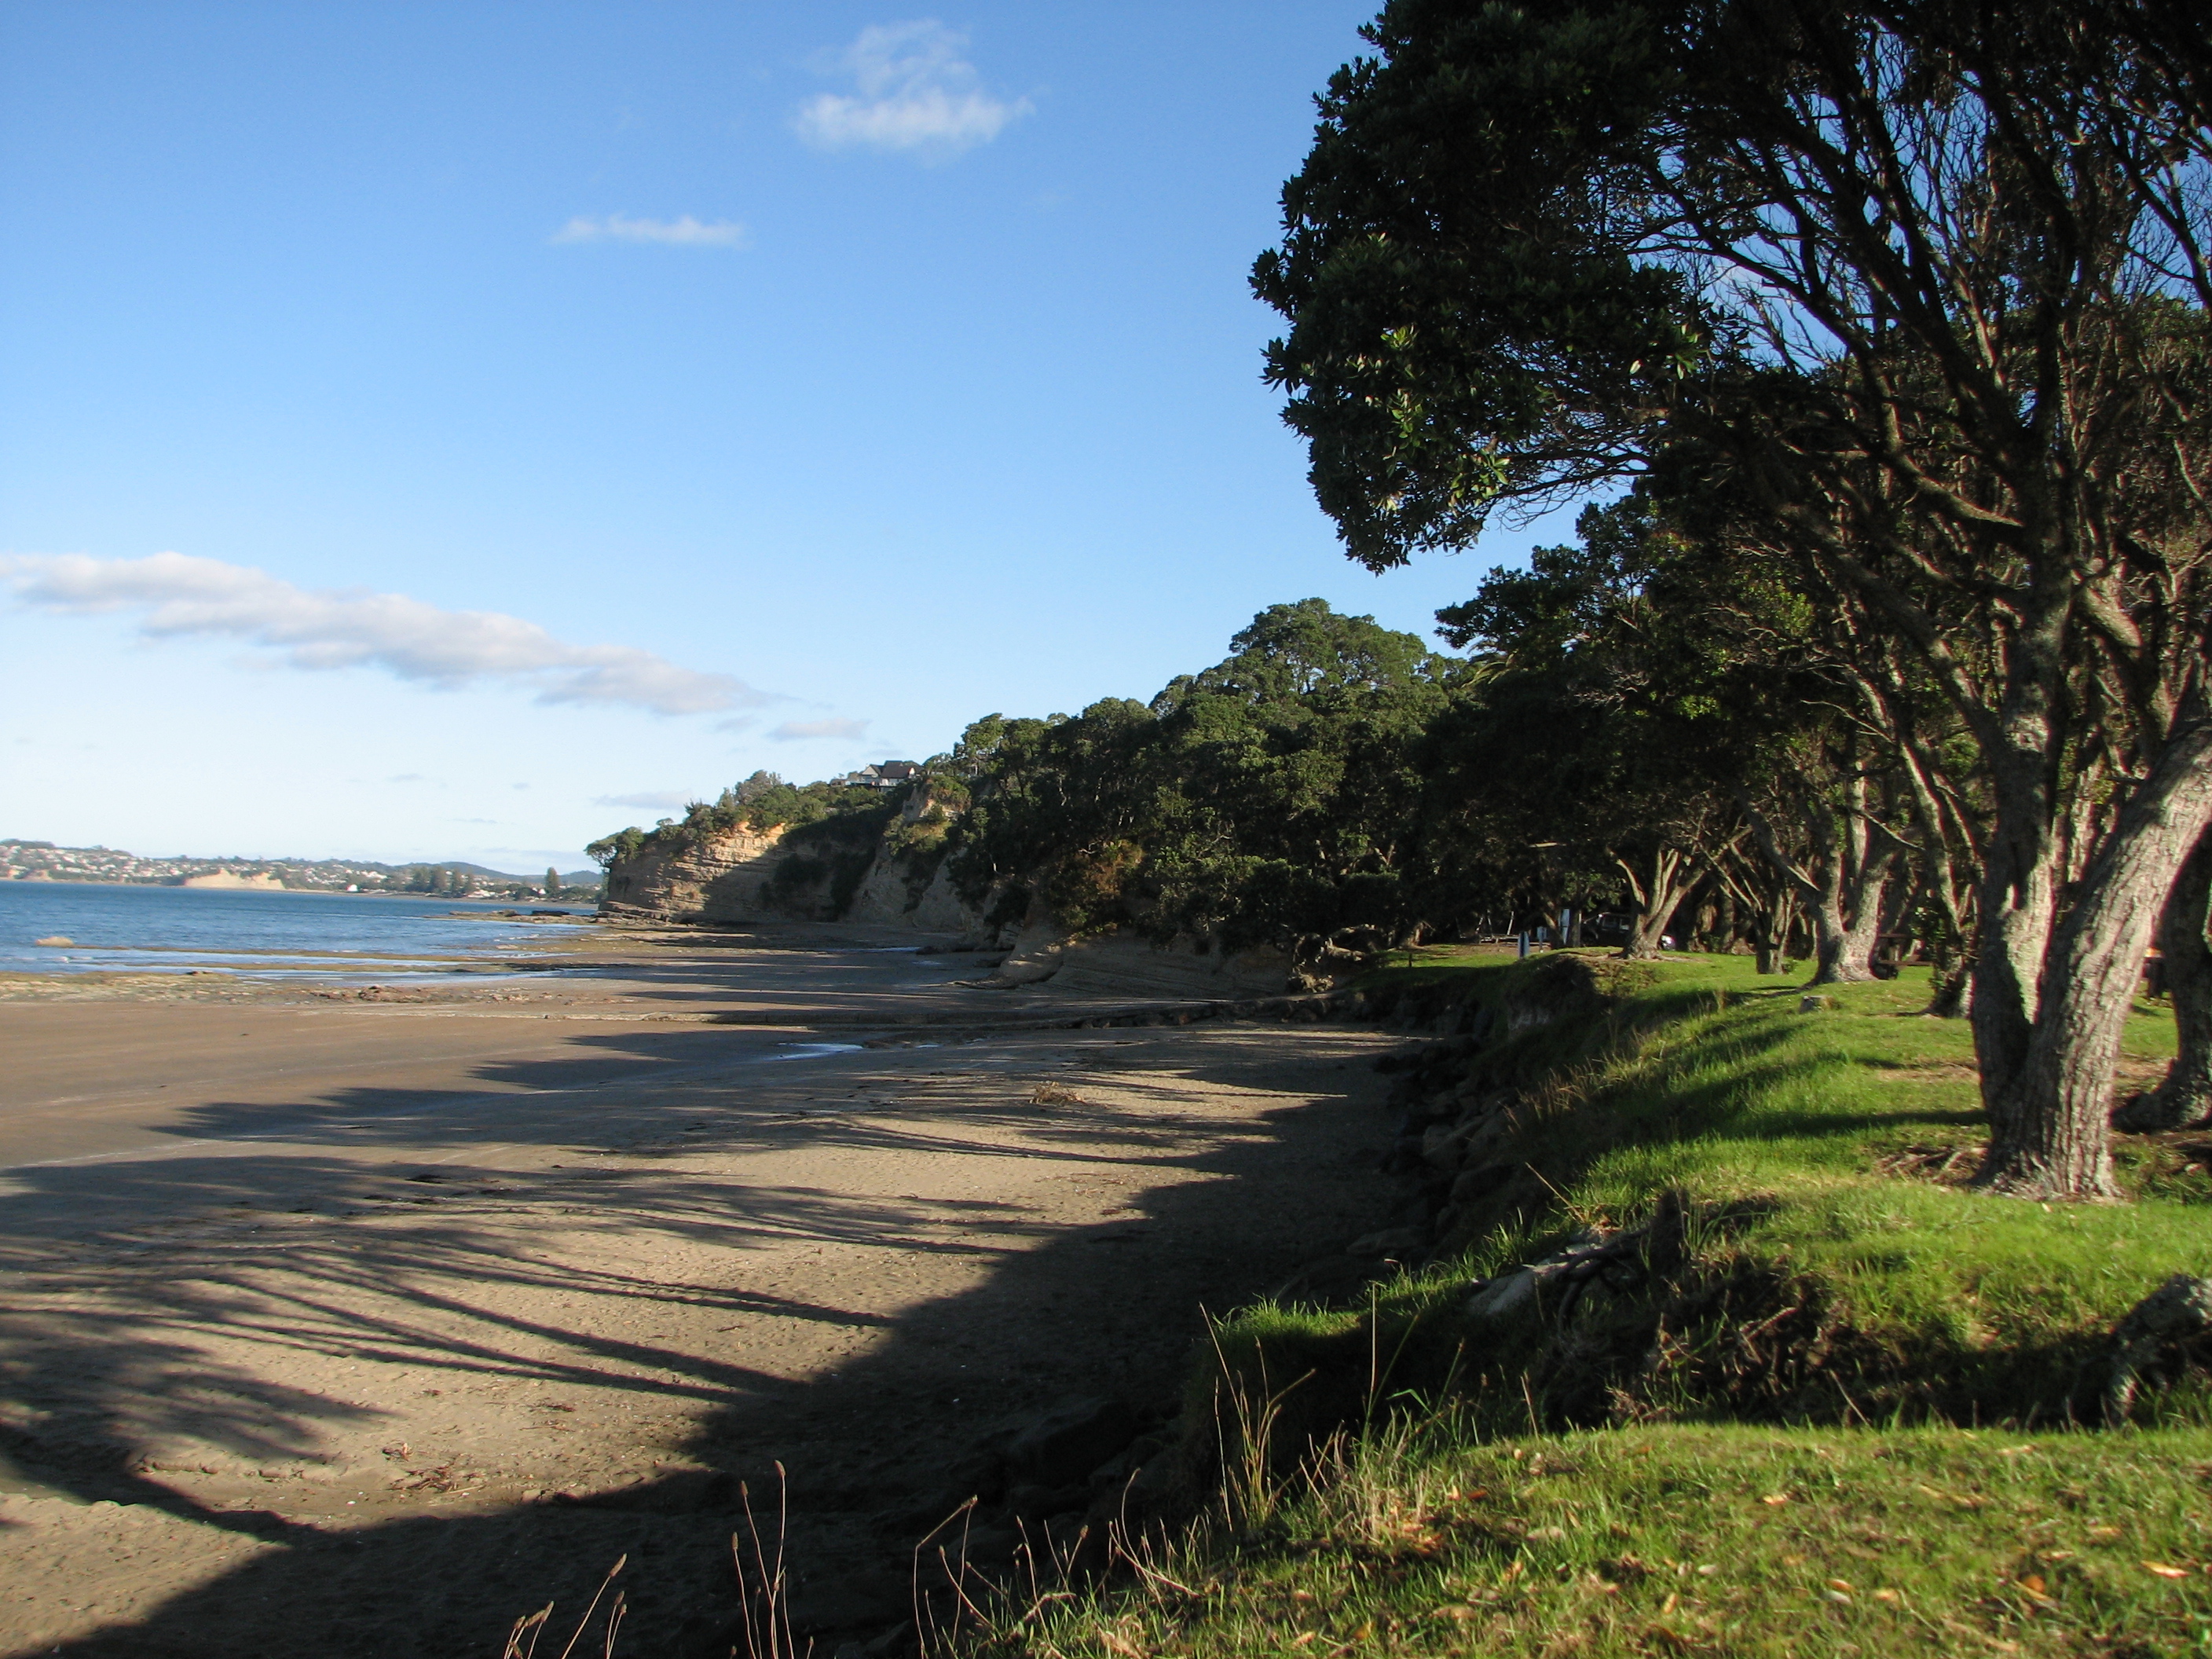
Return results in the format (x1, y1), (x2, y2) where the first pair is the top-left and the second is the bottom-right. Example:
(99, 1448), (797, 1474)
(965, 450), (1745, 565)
(0, 884), (604, 991)
(2, 875), (599, 904)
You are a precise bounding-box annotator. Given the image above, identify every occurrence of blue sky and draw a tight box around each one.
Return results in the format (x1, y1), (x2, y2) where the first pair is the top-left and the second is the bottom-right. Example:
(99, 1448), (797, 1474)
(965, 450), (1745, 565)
(0, 2), (1567, 872)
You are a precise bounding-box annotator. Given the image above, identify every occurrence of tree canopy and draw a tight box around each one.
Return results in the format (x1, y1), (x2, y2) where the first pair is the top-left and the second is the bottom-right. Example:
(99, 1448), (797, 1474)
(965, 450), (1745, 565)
(1256, 0), (2212, 1197)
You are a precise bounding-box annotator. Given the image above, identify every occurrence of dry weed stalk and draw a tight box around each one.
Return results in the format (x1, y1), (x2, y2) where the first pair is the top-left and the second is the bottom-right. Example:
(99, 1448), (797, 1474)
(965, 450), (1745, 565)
(733, 1463), (798, 1659)
(911, 1494), (982, 1657)
(500, 1555), (628, 1659)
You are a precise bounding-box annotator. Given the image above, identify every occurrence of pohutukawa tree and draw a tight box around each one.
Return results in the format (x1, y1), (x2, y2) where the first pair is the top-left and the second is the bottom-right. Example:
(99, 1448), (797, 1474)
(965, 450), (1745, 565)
(1256, 0), (2212, 1197)
(2116, 830), (2212, 1130)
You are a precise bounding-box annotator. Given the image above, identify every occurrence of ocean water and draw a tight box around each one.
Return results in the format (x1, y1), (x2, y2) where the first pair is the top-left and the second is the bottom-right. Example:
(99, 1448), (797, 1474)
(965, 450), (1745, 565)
(0, 881), (591, 981)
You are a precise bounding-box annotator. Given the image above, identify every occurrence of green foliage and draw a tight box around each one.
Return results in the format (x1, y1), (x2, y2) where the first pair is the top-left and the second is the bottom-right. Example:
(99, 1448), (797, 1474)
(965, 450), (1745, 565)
(939, 599), (1472, 958)
(584, 826), (646, 871)
(1254, 0), (2212, 1192)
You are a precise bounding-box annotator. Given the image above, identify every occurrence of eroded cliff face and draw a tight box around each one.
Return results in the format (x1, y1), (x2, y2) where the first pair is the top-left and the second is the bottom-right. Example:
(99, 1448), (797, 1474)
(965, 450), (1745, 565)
(599, 819), (976, 932)
(599, 822), (799, 925)
(841, 851), (973, 932)
(597, 807), (1302, 995)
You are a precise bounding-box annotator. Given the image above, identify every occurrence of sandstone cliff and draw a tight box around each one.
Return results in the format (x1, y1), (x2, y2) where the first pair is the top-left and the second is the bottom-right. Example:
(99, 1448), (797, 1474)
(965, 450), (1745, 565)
(597, 800), (1303, 997)
(598, 805), (973, 933)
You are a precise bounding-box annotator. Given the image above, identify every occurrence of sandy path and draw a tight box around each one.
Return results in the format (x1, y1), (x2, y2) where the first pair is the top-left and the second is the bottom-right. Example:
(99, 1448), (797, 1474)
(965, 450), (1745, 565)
(0, 930), (1400, 1657)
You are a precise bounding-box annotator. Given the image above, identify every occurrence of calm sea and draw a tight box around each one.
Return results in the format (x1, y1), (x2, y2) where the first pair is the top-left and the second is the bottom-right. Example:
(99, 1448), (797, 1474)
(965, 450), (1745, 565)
(0, 881), (591, 981)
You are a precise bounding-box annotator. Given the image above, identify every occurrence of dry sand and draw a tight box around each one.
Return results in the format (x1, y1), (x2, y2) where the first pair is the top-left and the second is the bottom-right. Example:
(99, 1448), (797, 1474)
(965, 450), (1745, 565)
(0, 924), (1402, 1657)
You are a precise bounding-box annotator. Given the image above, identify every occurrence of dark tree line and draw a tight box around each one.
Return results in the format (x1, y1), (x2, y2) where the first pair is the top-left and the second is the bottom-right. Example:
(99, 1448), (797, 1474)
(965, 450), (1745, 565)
(1253, 0), (2212, 1199)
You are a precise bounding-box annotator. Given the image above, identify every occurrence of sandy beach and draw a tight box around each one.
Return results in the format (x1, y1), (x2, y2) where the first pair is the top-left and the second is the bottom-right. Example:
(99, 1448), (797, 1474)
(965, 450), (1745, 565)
(0, 923), (1400, 1657)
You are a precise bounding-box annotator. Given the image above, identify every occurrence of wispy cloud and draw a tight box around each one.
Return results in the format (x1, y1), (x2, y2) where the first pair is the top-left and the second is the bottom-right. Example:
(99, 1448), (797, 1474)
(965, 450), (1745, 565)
(550, 213), (748, 247)
(769, 716), (870, 742)
(1, 551), (774, 717)
(796, 21), (1031, 159)
(592, 790), (693, 810)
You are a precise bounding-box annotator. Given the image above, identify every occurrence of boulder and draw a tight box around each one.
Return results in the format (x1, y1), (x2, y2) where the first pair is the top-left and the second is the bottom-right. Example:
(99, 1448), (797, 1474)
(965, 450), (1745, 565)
(1002, 1397), (1140, 1489)
(1419, 1122), (1471, 1172)
(1005, 1481), (1089, 1521)
(1450, 1162), (1517, 1206)
(786, 1570), (911, 1636)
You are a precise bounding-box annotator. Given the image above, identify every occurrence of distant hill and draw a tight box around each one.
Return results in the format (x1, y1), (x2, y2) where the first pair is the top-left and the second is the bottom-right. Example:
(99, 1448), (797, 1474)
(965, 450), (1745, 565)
(2, 840), (601, 893)
(437, 862), (602, 886)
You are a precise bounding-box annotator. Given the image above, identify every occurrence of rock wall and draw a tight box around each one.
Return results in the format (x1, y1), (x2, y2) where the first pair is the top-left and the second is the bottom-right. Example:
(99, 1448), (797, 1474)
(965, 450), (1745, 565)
(598, 822), (804, 925)
(842, 853), (973, 932)
(599, 819), (978, 932)
(597, 808), (1297, 997)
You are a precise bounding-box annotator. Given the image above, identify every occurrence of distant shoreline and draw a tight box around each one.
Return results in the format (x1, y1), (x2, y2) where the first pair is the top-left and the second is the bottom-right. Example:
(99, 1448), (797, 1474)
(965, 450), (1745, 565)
(0, 877), (593, 910)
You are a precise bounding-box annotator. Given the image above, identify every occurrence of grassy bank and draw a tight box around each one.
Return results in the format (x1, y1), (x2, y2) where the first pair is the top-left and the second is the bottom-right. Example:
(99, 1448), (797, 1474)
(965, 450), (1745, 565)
(958, 954), (2212, 1657)
(987, 1423), (2212, 1657)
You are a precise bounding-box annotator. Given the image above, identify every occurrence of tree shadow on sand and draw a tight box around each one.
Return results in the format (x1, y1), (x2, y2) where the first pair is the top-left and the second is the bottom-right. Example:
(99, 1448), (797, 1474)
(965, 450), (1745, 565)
(5, 1021), (1402, 1658)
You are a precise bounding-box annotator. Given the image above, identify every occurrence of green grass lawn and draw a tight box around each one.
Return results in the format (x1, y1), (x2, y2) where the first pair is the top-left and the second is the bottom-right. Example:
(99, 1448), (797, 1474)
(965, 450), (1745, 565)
(955, 953), (2212, 1657)
(1211, 954), (2211, 1432)
(990, 1423), (2212, 1657)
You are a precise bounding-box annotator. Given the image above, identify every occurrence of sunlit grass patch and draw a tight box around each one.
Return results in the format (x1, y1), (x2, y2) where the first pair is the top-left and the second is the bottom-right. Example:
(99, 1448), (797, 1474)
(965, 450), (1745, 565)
(1209, 953), (2202, 1437)
(980, 1423), (2212, 1658)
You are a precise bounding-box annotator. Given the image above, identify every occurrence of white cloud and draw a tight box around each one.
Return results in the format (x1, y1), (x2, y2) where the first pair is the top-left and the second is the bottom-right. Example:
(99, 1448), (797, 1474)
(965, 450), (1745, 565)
(769, 716), (870, 742)
(550, 213), (749, 247)
(1, 551), (774, 717)
(796, 21), (1031, 159)
(592, 790), (693, 810)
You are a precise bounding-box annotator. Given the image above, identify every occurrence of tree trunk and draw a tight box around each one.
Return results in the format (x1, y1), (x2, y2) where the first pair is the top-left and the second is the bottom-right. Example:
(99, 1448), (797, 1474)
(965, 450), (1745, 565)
(1617, 844), (1694, 959)
(1891, 725), (1979, 1016)
(1973, 721), (2212, 1198)
(1752, 887), (1796, 974)
(1926, 931), (1974, 1018)
(1741, 785), (1894, 986)
(1809, 851), (1892, 985)
(2113, 831), (2212, 1133)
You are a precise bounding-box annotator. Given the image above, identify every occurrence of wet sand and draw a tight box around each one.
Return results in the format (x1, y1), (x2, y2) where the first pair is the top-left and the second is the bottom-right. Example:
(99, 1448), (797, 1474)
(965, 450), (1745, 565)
(0, 925), (1400, 1657)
